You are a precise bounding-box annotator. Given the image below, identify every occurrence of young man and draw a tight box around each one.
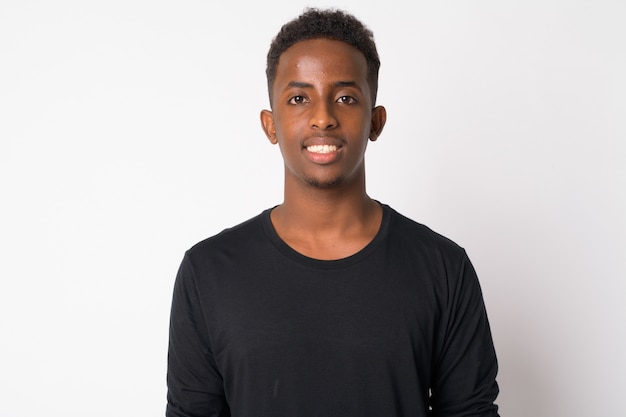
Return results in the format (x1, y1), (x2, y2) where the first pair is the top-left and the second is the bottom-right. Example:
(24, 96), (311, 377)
(166, 8), (500, 417)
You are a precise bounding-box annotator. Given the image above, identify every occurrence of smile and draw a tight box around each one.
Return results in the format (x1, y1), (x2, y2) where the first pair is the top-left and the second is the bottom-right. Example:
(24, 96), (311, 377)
(306, 144), (338, 154)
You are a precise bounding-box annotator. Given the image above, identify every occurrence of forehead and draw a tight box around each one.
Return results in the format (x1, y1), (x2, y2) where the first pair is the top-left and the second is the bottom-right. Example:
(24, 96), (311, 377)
(275, 38), (368, 82)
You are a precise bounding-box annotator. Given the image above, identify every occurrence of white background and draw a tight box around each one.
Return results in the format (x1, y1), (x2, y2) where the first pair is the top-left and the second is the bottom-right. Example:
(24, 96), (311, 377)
(1, 1), (624, 416)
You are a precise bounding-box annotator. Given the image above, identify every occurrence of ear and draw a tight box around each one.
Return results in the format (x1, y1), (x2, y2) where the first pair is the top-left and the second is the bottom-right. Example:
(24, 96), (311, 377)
(260, 109), (278, 144)
(369, 105), (387, 142)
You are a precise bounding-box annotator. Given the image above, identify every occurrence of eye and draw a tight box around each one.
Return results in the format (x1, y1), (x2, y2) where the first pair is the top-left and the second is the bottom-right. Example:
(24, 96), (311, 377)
(288, 95), (308, 105)
(337, 95), (357, 104)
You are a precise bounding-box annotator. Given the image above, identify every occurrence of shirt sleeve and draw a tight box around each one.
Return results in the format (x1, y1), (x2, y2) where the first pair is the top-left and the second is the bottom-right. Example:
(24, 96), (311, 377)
(430, 251), (500, 417)
(166, 254), (230, 417)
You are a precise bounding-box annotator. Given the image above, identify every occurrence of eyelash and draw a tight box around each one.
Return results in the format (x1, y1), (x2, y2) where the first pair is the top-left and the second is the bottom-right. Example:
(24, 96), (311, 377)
(337, 96), (357, 104)
(287, 95), (357, 105)
(288, 95), (307, 105)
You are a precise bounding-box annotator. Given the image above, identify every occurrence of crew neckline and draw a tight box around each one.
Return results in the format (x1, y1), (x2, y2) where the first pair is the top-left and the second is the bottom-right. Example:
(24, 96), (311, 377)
(261, 202), (391, 270)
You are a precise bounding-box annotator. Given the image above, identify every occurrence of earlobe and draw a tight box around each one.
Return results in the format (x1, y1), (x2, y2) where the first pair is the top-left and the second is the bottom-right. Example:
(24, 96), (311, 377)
(369, 105), (387, 142)
(260, 109), (278, 144)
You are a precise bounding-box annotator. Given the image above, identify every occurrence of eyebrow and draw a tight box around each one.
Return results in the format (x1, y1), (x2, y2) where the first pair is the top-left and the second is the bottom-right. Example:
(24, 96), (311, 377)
(286, 80), (361, 90)
(335, 81), (359, 89)
(287, 81), (313, 89)
(287, 81), (358, 88)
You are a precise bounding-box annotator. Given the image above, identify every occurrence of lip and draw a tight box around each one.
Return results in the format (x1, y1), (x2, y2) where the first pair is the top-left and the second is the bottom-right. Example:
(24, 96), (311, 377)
(302, 135), (344, 147)
(302, 136), (343, 164)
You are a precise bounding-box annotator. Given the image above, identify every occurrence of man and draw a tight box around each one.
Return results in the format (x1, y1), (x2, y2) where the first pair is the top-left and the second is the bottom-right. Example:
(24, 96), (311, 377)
(166, 8), (500, 417)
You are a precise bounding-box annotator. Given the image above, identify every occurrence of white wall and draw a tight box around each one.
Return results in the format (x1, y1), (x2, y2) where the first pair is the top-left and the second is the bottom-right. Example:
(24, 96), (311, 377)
(1, 1), (624, 416)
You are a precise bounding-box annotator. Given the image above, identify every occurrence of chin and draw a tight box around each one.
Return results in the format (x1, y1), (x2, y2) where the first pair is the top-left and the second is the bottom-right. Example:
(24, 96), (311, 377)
(304, 175), (346, 189)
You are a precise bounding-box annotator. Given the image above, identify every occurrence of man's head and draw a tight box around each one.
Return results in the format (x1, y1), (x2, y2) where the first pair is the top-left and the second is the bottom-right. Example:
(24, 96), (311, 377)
(266, 8), (380, 108)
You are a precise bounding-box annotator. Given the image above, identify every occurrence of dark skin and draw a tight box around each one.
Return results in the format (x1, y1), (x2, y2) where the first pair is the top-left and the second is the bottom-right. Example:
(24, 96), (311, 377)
(260, 38), (387, 260)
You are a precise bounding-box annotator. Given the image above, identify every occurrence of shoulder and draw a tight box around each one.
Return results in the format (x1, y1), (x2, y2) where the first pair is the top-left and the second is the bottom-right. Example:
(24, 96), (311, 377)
(384, 205), (466, 259)
(383, 205), (482, 304)
(184, 209), (271, 263)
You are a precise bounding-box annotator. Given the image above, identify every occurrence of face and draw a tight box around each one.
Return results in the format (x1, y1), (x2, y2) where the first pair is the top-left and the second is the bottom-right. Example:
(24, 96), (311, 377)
(261, 38), (386, 190)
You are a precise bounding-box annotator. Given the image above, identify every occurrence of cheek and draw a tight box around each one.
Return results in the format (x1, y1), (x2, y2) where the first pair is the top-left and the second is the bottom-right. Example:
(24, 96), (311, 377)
(273, 115), (299, 137)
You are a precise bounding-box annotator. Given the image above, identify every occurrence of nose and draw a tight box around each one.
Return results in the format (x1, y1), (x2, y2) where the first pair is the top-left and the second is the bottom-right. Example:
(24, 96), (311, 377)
(309, 101), (337, 130)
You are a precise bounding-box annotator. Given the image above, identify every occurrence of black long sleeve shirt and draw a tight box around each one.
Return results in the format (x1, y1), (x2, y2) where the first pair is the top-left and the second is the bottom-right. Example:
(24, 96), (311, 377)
(167, 204), (500, 417)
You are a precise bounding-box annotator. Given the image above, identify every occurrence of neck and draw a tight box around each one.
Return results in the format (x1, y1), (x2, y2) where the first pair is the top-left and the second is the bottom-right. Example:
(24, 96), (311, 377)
(276, 170), (375, 232)
(269, 172), (383, 260)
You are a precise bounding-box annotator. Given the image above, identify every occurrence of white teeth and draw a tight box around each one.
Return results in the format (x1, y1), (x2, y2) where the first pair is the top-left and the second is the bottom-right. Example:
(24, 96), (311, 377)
(306, 144), (337, 154)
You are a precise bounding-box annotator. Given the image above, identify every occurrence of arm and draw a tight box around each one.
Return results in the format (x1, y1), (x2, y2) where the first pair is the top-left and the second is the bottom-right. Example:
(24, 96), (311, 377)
(430, 252), (500, 417)
(166, 255), (229, 417)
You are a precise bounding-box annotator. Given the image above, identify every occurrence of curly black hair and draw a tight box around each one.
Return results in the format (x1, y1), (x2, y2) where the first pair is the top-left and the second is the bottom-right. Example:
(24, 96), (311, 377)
(266, 8), (380, 107)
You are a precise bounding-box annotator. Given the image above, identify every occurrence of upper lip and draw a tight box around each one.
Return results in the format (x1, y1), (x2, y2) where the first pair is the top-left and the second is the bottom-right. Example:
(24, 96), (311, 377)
(302, 135), (344, 149)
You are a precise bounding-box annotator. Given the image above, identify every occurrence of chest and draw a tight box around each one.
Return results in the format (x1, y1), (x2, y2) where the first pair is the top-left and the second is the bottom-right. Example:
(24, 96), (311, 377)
(204, 259), (442, 376)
